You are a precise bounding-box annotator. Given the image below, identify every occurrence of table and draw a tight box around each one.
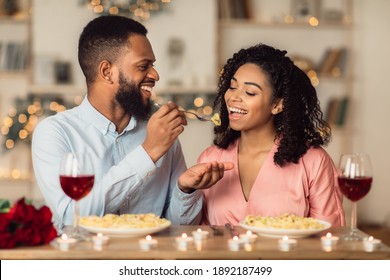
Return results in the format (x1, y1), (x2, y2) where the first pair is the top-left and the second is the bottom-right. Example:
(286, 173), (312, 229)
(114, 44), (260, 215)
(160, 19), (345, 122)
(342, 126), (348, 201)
(1, 226), (389, 260)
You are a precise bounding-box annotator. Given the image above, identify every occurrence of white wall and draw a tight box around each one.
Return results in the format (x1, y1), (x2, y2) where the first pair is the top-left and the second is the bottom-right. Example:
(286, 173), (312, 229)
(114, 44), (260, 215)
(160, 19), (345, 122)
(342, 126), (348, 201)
(33, 0), (93, 86)
(146, 0), (217, 90)
(353, 0), (390, 225)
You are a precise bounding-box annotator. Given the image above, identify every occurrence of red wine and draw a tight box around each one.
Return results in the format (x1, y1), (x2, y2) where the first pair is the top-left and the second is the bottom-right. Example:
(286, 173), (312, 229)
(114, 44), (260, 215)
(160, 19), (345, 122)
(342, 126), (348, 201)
(337, 177), (372, 201)
(60, 175), (94, 201)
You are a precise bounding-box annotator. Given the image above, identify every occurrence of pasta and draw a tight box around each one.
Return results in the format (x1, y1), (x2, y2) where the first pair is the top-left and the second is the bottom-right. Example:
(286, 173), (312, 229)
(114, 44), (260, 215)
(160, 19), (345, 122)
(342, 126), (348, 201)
(244, 214), (326, 230)
(79, 213), (170, 228)
(211, 113), (221, 126)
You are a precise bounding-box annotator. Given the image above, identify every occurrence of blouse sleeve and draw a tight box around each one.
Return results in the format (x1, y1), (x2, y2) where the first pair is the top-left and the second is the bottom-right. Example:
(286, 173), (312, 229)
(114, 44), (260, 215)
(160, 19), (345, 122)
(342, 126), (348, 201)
(306, 148), (346, 226)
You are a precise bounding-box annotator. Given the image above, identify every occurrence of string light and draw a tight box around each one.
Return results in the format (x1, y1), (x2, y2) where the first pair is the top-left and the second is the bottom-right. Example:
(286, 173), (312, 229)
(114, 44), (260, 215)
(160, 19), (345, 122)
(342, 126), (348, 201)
(0, 94), (73, 152)
(80, 0), (171, 21)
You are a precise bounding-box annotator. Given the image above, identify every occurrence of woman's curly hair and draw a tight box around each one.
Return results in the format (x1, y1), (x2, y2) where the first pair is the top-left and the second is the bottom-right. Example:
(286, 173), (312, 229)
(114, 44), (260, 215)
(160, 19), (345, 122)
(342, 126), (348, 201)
(213, 43), (331, 167)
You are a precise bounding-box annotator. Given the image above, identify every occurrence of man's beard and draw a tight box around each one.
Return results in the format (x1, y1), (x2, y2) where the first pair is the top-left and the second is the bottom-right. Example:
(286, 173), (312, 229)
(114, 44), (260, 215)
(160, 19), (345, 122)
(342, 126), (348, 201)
(115, 72), (152, 121)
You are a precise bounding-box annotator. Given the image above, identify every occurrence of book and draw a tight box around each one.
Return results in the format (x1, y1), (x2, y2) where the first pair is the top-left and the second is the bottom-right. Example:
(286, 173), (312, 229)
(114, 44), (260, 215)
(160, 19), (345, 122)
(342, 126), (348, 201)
(324, 96), (349, 126)
(218, 0), (252, 19)
(218, 0), (233, 19)
(325, 98), (340, 125)
(330, 47), (348, 77)
(318, 48), (340, 75)
(335, 96), (349, 126)
(317, 47), (348, 77)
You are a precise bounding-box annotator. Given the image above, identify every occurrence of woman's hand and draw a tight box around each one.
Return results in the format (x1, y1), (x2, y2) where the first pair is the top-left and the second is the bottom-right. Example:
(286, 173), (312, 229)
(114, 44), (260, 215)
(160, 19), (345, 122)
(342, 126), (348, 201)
(178, 161), (234, 193)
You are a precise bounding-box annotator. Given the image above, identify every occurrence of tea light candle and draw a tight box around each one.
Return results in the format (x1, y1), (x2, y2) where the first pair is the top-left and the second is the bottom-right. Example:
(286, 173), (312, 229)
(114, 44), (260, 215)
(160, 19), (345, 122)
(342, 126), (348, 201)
(139, 235), (158, 251)
(228, 236), (243, 251)
(239, 230), (258, 244)
(176, 233), (193, 250)
(192, 228), (209, 241)
(57, 233), (76, 251)
(363, 236), (381, 252)
(321, 232), (339, 249)
(278, 236), (297, 251)
(92, 233), (110, 249)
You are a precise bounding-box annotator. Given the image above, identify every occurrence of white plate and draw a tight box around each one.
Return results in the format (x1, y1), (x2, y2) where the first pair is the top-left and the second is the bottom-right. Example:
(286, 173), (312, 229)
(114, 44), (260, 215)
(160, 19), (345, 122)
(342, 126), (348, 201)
(80, 221), (171, 238)
(239, 220), (331, 238)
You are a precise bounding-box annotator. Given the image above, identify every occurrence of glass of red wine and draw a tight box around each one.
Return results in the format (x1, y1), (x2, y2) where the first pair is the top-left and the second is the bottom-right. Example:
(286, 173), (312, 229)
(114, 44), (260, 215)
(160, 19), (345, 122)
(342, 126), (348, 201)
(337, 153), (373, 241)
(59, 153), (95, 240)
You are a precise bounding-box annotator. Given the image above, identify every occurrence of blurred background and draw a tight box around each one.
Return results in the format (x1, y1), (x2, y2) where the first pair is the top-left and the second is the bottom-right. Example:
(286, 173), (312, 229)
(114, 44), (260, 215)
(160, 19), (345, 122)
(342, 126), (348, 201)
(0, 0), (389, 230)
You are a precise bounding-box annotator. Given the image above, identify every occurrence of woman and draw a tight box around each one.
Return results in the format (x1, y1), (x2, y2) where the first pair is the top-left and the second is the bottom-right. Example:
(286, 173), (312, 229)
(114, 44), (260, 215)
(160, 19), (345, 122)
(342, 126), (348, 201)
(198, 43), (345, 226)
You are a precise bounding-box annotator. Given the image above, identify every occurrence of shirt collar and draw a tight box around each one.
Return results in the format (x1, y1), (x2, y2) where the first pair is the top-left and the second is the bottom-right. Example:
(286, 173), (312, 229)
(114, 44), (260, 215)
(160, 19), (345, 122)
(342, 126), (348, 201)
(79, 96), (138, 135)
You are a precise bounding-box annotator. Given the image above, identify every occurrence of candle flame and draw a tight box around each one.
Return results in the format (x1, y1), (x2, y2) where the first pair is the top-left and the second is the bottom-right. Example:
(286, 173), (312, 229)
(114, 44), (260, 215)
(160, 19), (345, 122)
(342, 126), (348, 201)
(282, 236), (288, 241)
(233, 236), (239, 241)
(97, 233), (103, 238)
(368, 236), (374, 242)
(146, 235), (152, 241)
(181, 233), (187, 238)
(326, 232), (332, 238)
(61, 233), (68, 240)
(246, 230), (252, 236)
(197, 228), (202, 233)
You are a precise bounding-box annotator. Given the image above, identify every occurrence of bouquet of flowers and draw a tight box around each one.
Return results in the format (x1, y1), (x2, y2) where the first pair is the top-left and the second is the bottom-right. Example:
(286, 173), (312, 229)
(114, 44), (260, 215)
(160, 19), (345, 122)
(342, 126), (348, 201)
(0, 197), (57, 249)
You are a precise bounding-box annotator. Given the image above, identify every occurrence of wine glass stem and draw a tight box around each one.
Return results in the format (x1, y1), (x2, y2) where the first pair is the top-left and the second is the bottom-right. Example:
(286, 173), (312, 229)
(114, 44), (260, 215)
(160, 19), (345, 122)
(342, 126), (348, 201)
(350, 201), (358, 236)
(74, 200), (80, 237)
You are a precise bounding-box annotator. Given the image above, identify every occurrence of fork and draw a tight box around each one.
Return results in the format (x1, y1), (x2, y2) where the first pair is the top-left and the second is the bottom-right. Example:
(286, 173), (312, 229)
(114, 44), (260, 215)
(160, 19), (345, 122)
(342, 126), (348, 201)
(154, 102), (211, 122)
(225, 223), (238, 237)
(209, 225), (224, 236)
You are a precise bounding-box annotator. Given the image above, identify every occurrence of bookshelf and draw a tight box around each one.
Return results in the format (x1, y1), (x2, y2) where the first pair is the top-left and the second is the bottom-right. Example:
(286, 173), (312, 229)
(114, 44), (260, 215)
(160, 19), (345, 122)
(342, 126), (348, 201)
(216, 0), (353, 160)
(0, 0), (33, 198)
(0, 0), (32, 111)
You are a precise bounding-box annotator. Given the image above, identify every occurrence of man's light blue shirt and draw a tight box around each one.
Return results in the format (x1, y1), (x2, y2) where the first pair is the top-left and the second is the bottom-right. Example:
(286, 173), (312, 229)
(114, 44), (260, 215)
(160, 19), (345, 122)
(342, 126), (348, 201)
(32, 97), (202, 229)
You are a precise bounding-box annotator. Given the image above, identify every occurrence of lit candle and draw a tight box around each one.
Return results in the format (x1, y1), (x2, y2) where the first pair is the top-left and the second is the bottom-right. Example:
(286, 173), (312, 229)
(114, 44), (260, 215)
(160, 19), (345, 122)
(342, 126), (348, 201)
(363, 236), (381, 252)
(228, 236), (243, 251)
(57, 233), (76, 251)
(176, 233), (193, 251)
(92, 233), (110, 250)
(278, 236), (297, 251)
(321, 232), (339, 250)
(139, 235), (158, 251)
(192, 228), (209, 242)
(239, 230), (258, 244)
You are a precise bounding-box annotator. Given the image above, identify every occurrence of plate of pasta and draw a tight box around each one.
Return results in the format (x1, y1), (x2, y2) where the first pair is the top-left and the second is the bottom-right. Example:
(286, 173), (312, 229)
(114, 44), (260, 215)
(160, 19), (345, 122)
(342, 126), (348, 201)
(79, 213), (171, 237)
(240, 214), (331, 238)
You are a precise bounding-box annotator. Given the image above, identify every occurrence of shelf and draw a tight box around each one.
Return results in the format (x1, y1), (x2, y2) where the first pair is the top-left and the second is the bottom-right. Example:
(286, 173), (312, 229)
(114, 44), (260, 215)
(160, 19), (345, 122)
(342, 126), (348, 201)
(0, 14), (30, 23)
(155, 86), (217, 95)
(0, 178), (32, 184)
(28, 84), (87, 96)
(219, 19), (352, 29)
(0, 70), (30, 78)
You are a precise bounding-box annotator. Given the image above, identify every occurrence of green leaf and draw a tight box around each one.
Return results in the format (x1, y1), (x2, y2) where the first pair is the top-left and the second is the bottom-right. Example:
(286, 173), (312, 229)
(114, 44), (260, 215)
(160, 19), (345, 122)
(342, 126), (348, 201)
(0, 199), (11, 213)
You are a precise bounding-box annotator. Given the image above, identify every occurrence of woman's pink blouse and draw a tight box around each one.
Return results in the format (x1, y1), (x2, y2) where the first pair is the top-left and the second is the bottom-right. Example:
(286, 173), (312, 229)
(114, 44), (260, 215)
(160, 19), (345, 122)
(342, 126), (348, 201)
(198, 140), (345, 227)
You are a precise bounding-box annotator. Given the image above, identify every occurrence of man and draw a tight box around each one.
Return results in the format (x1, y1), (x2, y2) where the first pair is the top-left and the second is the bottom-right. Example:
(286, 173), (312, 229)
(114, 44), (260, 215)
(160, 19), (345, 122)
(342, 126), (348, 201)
(32, 15), (232, 230)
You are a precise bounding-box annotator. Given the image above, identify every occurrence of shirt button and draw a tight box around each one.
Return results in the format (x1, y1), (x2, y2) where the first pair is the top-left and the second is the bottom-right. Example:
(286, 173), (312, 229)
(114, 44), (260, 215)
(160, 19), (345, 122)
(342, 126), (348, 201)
(115, 138), (119, 143)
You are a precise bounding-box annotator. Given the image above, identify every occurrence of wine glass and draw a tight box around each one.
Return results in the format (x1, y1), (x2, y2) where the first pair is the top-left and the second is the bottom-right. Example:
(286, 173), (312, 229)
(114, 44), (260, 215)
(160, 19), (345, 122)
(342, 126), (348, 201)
(59, 153), (95, 240)
(337, 153), (373, 241)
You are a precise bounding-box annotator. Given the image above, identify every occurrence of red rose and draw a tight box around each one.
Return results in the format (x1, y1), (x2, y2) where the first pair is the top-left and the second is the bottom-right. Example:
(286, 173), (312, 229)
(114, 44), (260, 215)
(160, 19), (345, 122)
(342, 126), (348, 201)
(0, 197), (57, 249)
(12, 198), (36, 224)
(18, 227), (42, 246)
(0, 212), (13, 232)
(37, 205), (53, 226)
(40, 224), (58, 244)
(0, 232), (16, 249)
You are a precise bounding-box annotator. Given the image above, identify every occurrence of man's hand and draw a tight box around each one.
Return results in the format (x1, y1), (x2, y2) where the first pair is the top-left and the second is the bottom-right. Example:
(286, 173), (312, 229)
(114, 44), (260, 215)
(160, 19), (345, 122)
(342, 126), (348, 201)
(142, 101), (187, 163)
(178, 161), (234, 193)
